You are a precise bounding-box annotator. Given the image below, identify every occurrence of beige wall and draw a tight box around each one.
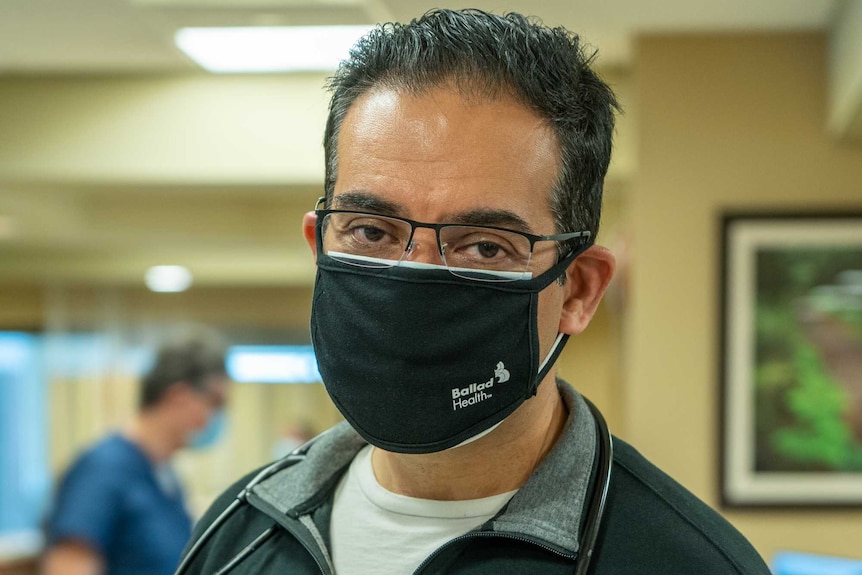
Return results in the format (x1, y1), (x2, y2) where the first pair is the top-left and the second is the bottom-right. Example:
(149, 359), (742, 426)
(630, 33), (862, 559)
(0, 75), (330, 185)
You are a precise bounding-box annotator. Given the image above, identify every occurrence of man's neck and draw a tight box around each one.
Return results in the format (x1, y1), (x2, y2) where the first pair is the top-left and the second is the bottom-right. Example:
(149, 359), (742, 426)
(370, 381), (569, 500)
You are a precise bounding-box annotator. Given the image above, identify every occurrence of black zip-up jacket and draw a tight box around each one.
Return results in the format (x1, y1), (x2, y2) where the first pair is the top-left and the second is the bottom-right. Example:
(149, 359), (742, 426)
(177, 383), (770, 574)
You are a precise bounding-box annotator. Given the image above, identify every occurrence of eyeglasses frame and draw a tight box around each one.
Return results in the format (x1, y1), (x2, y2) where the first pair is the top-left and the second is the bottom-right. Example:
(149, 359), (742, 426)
(313, 196), (592, 269)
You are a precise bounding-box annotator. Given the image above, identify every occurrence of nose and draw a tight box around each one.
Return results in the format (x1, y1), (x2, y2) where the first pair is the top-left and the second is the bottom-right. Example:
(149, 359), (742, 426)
(404, 227), (444, 265)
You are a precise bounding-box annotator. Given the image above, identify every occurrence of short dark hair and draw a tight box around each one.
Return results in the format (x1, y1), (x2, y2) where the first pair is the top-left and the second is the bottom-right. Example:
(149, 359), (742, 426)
(139, 328), (228, 410)
(323, 8), (619, 245)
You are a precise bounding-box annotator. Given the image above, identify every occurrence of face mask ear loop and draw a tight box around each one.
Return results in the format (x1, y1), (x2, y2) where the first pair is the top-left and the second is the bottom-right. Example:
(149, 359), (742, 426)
(530, 333), (570, 396)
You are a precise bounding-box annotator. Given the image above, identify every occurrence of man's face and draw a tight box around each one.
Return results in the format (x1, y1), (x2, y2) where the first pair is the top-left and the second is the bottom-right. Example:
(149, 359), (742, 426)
(328, 84), (568, 361)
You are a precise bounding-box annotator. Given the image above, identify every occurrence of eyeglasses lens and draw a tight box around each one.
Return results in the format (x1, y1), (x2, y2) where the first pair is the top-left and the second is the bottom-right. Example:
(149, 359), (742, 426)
(321, 213), (533, 281)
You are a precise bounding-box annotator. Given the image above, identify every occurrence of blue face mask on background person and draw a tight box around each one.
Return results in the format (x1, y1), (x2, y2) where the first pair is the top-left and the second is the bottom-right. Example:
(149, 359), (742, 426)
(188, 409), (227, 450)
(310, 238), (590, 454)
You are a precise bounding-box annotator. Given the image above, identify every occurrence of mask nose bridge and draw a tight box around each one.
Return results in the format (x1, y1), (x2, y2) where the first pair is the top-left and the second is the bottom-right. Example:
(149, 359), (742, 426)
(404, 222), (444, 265)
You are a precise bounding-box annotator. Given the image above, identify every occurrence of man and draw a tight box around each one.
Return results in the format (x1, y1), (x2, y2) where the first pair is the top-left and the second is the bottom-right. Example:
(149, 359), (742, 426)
(43, 330), (230, 575)
(177, 9), (770, 574)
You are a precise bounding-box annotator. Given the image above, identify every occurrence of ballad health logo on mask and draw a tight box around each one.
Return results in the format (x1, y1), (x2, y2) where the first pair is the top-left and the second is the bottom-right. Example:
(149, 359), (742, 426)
(451, 362), (510, 411)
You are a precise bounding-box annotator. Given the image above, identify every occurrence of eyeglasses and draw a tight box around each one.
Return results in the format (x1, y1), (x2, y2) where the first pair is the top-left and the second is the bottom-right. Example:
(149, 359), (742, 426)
(194, 379), (227, 410)
(314, 197), (591, 282)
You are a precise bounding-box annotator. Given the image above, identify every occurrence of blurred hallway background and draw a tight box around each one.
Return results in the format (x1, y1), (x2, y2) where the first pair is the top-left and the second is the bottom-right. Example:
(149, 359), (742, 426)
(1, 0), (861, 572)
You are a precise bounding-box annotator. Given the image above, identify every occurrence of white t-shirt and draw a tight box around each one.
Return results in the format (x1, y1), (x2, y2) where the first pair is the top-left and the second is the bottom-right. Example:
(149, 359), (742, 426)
(330, 445), (517, 575)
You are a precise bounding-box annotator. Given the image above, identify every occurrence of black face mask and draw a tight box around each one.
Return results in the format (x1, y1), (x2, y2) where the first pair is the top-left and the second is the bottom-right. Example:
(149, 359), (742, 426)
(310, 237), (589, 454)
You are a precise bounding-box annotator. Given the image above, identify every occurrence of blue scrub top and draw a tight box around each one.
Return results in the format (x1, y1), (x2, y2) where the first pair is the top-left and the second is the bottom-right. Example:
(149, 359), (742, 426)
(46, 434), (193, 575)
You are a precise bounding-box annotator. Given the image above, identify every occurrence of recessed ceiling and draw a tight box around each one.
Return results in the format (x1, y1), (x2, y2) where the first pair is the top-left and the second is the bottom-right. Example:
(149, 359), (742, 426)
(0, 0), (847, 289)
(0, 0), (840, 74)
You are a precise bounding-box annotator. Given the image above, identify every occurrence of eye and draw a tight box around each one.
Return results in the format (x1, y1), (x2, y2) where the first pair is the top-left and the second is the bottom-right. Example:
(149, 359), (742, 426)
(455, 233), (518, 262)
(328, 214), (410, 258)
(471, 241), (503, 259)
(352, 224), (387, 243)
(339, 216), (401, 244)
(440, 226), (533, 273)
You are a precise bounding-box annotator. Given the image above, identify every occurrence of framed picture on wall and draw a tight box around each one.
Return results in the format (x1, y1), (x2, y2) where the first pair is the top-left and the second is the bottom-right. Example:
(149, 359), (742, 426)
(720, 212), (862, 507)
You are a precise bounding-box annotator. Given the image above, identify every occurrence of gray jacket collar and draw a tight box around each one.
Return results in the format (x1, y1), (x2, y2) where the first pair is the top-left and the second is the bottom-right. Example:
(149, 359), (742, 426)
(252, 380), (596, 554)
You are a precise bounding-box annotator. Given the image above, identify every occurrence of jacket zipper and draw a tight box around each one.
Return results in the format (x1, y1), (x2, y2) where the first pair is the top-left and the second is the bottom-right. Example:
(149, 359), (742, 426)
(288, 523), (330, 575)
(412, 530), (577, 574)
(246, 493), (332, 575)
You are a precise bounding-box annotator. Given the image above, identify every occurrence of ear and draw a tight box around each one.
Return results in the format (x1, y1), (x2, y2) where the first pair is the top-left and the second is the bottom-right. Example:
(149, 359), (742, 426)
(558, 245), (616, 335)
(164, 382), (208, 426)
(302, 211), (318, 261)
(159, 381), (194, 411)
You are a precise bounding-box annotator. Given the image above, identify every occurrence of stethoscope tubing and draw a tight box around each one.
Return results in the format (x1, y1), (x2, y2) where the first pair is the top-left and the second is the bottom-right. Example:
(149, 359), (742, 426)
(174, 433), (328, 575)
(175, 405), (612, 575)
(576, 397), (613, 575)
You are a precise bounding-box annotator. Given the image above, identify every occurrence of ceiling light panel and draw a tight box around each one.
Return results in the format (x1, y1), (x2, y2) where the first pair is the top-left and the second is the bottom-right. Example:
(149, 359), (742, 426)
(175, 26), (372, 73)
(132, 0), (363, 5)
(145, 265), (193, 292)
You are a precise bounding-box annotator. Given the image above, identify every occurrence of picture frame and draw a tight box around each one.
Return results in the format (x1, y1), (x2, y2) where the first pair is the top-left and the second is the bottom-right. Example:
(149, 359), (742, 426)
(719, 211), (862, 507)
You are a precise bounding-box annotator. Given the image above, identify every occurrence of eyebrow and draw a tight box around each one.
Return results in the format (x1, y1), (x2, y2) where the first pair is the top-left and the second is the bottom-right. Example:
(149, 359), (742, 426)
(333, 192), (403, 216)
(333, 191), (534, 233)
(446, 209), (534, 234)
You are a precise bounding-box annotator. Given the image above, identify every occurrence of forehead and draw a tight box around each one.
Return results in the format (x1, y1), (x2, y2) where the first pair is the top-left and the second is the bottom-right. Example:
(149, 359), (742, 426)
(334, 84), (560, 229)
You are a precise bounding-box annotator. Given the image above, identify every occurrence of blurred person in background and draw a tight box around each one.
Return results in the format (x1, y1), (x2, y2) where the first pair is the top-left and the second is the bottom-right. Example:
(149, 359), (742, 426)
(41, 329), (230, 575)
